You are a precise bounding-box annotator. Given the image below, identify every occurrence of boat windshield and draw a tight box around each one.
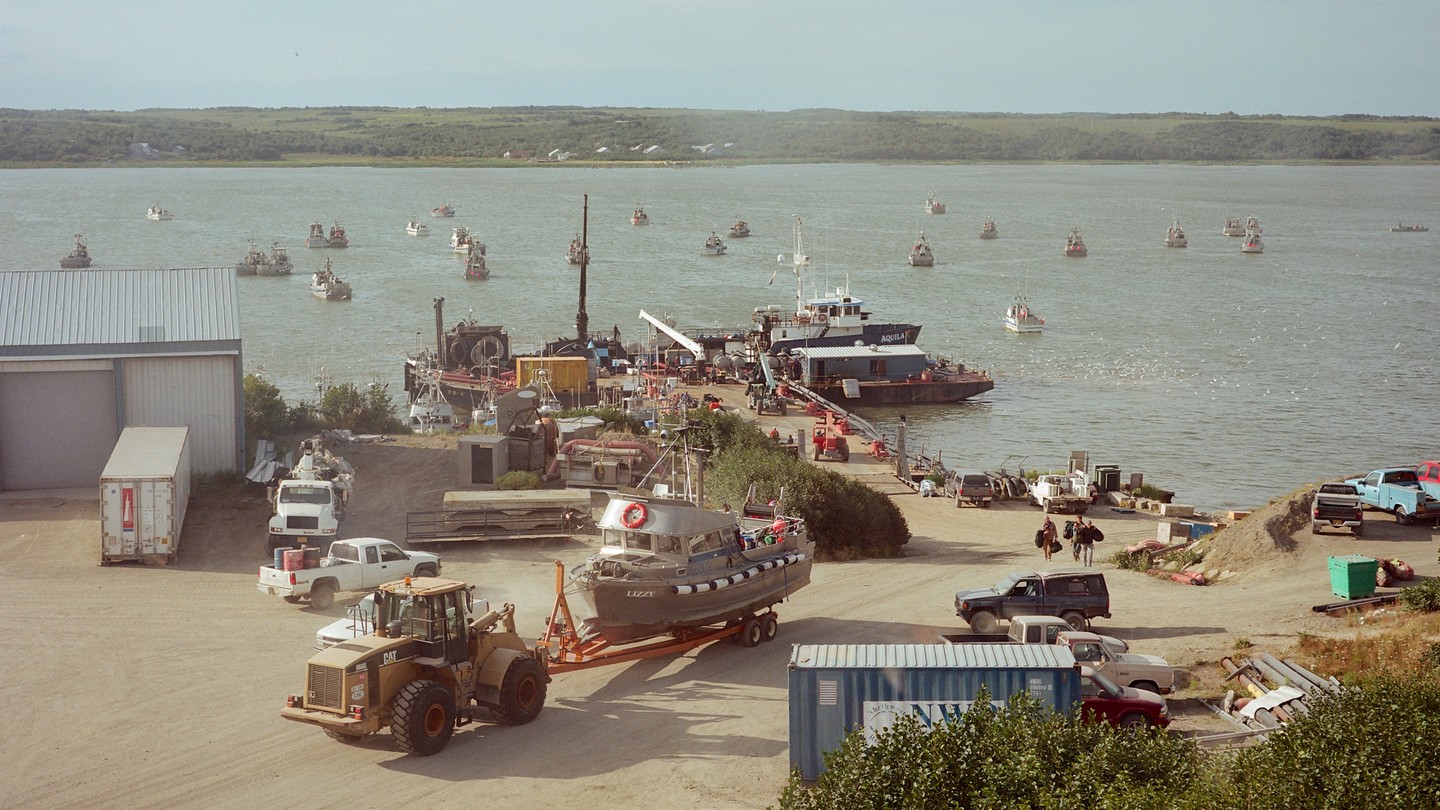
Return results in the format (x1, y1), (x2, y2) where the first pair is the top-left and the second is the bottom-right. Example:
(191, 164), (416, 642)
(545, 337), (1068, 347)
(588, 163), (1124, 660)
(688, 531), (727, 556)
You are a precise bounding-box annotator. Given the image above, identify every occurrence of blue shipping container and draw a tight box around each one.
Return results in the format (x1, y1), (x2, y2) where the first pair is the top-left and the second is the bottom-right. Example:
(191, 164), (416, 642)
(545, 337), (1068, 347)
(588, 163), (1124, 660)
(788, 644), (1082, 782)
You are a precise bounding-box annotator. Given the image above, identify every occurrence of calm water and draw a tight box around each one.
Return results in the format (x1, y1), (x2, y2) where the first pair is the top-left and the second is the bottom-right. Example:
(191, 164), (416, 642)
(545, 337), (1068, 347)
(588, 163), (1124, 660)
(2, 164), (1438, 511)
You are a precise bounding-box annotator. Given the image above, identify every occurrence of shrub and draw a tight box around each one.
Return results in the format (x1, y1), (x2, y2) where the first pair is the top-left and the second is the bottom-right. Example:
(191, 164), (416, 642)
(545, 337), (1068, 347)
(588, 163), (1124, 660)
(1400, 577), (1440, 613)
(317, 382), (405, 433)
(496, 471), (541, 490)
(1110, 549), (1150, 571)
(243, 374), (291, 438)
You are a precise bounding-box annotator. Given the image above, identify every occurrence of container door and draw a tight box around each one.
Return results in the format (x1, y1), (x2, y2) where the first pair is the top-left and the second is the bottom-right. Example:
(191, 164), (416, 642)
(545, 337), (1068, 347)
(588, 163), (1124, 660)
(136, 481), (157, 553)
(100, 482), (133, 559)
(151, 480), (174, 558)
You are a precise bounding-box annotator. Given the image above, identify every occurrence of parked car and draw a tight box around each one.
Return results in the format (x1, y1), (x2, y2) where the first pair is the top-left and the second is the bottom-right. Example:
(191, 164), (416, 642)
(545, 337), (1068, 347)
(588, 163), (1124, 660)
(1311, 481), (1363, 537)
(954, 570), (1111, 634)
(1078, 666), (1170, 729)
(940, 613), (1130, 655)
(1059, 631), (1176, 693)
(945, 471), (994, 508)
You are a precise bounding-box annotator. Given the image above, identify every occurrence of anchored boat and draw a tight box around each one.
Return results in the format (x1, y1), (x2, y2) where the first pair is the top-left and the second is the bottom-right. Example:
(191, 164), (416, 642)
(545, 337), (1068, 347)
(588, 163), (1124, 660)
(908, 232), (935, 266)
(1164, 218), (1188, 248)
(60, 234), (92, 269)
(309, 257), (352, 300)
(980, 216), (998, 240)
(1064, 226), (1087, 257)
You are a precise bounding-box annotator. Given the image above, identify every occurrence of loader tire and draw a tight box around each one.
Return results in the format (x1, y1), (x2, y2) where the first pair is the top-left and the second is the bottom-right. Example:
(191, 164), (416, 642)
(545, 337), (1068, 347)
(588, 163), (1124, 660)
(391, 680), (454, 756)
(492, 657), (547, 726)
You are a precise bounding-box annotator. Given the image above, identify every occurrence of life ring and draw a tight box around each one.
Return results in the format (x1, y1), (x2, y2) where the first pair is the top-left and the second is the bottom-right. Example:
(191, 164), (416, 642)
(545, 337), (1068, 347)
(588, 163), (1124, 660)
(815, 314), (827, 323)
(620, 502), (648, 529)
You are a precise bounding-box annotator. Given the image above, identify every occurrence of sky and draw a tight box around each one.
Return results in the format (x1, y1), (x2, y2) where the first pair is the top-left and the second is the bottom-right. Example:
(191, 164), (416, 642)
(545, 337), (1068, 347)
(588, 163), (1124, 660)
(3, 0), (1437, 116)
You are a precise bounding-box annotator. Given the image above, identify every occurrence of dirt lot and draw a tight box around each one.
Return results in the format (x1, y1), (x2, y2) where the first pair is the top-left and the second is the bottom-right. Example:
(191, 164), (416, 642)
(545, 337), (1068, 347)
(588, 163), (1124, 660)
(5, 398), (1437, 808)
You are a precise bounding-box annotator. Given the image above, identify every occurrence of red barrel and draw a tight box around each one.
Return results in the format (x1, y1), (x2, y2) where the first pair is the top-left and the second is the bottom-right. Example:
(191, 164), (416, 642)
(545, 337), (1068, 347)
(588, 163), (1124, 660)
(282, 548), (305, 572)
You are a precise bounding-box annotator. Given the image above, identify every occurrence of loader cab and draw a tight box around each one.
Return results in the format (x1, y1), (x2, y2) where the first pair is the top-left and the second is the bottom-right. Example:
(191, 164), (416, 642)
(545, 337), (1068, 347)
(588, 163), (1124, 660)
(375, 580), (475, 664)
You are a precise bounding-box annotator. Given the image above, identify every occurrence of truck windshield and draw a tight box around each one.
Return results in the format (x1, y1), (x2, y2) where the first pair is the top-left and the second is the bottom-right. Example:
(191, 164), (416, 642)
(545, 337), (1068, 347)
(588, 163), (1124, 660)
(280, 486), (331, 504)
(994, 573), (1022, 593)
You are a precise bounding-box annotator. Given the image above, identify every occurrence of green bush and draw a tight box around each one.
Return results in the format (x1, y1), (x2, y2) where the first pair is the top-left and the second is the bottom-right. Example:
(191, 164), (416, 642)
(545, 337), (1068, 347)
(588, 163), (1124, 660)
(243, 374), (291, 438)
(496, 471), (541, 491)
(1110, 549), (1150, 571)
(317, 382), (405, 434)
(1400, 577), (1440, 612)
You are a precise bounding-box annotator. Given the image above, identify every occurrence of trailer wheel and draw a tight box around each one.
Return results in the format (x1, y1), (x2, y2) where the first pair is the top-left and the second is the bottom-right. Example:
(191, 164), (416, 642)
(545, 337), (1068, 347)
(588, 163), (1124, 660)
(760, 613), (779, 642)
(310, 582), (336, 611)
(391, 680), (454, 756)
(492, 657), (547, 726)
(968, 611), (998, 635)
(739, 617), (763, 647)
(1395, 505), (1413, 525)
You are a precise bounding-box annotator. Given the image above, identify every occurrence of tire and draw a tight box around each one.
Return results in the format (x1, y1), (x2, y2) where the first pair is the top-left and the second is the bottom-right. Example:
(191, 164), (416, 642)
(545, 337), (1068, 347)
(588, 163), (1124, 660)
(310, 582), (336, 611)
(760, 613), (779, 642)
(968, 611), (999, 635)
(1117, 712), (1153, 730)
(391, 680), (455, 756)
(1353, 525), (1363, 538)
(955, 495), (963, 509)
(739, 617), (763, 647)
(778, 402), (786, 416)
(1395, 505), (1413, 526)
(838, 441), (849, 462)
(982, 500), (992, 509)
(1130, 681), (1160, 694)
(491, 656), (547, 726)
(812, 443), (821, 461)
(414, 565), (438, 578)
(1060, 611), (1088, 631)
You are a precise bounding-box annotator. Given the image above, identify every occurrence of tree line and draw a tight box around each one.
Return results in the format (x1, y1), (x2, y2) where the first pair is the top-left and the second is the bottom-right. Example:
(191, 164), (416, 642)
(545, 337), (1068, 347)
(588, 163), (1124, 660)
(2, 106), (1437, 165)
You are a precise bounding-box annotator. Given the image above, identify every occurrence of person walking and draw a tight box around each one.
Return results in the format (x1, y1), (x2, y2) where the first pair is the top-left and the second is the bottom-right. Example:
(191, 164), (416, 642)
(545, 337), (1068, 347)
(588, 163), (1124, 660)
(1040, 517), (1057, 561)
(1077, 519), (1096, 566)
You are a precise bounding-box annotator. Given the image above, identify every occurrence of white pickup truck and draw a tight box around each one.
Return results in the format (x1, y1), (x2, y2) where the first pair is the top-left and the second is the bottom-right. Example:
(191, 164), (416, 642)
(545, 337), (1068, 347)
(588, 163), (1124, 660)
(942, 613), (1130, 656)
(257, 537), (441, 610)
(1059, 630), (1176, 694)
(1030, 474), (1092, 514)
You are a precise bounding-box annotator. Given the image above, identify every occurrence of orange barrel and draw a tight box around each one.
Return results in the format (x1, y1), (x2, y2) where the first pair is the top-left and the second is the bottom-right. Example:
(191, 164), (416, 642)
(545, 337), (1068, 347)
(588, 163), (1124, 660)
(282, 548), (305, 572)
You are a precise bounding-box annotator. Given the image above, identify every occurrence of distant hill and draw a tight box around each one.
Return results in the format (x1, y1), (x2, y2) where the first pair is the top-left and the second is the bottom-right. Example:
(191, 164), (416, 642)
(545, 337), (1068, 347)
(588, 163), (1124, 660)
(1, 106), (1436, 166)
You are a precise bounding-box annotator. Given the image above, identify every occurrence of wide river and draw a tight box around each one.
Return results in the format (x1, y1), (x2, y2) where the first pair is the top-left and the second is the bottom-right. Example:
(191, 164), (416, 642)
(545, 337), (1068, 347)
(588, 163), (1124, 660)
(3, 164), (1437, 511)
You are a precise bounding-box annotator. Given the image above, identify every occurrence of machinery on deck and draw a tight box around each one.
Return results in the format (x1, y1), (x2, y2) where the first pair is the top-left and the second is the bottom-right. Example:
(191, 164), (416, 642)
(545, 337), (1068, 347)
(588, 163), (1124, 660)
(810, 411), (850, 462)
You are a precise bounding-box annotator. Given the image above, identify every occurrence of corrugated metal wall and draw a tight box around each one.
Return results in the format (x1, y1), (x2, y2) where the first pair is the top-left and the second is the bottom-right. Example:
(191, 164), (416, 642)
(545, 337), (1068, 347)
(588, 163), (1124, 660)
(0, 367), (118, 490)
(120, 356), (238, 475)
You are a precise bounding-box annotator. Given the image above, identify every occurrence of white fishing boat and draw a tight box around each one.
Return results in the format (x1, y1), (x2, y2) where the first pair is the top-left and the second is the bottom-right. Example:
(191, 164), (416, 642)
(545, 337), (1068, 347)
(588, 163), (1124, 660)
(1222, 217), (1246, 237)
(1241, 229), (1264, 254)
(980, 216), (998, 240)
(566, 234), (588, 265)
(908, 232), (935, 266)
(703, 232), (727, 255)
(1064, 226), (1087, 257)
(406, 218), (429, 236)
(146, 204), (174, 221)
(1246, 216), (1262, 234)
(407, 367), (456, 434)
(268, 243), (294, 275)
(451, 226), (476, 254)
(1003, 293), (1045, 334)
(1390, 222), (1430, 233)
(305, 222), (329, 248)
(1164, 218), (1188, 248)
(631, 207), (650, 226)
(925, 192), (946, 215)
(309, 257), (352, 300)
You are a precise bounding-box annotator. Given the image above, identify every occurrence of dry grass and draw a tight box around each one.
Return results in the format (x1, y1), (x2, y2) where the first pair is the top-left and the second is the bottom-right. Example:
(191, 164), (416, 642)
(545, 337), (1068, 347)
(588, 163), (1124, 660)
(1292, 612), (1440, 685)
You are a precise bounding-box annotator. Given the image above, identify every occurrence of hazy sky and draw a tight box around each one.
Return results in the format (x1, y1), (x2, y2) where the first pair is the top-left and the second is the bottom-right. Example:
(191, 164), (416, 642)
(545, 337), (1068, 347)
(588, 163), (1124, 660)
(4, 1), (1436, 116)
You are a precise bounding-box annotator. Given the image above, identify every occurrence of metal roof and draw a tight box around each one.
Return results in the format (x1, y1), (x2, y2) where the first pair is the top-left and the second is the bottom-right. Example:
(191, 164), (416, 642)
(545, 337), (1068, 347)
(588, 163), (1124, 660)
(790, 344), (929, 360)
(0, 268), (240, 352)
(790, 643), (1077, 670)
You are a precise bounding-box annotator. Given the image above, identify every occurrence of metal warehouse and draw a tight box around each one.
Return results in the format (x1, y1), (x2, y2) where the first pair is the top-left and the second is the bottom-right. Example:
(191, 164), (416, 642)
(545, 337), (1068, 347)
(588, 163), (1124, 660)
(0, 268), (243, 490)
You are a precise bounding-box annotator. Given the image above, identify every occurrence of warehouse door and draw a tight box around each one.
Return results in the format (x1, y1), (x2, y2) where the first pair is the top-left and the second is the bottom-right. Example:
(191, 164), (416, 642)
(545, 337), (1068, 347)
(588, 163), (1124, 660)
(0, 369), (118, 490)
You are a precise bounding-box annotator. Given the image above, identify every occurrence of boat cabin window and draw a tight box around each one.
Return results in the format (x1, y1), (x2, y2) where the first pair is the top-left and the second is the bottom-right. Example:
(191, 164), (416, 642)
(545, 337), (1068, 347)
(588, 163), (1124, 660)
(688, 531), (726, 556)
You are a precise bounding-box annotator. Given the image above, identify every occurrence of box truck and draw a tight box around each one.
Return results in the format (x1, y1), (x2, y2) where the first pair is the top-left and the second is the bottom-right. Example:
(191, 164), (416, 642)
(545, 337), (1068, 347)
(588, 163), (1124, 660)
(100, 426), (191, 565)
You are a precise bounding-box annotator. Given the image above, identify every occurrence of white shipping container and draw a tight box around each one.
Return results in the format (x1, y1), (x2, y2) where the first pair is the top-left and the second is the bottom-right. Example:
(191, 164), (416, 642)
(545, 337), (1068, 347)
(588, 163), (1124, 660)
(99, 426), (191, 565)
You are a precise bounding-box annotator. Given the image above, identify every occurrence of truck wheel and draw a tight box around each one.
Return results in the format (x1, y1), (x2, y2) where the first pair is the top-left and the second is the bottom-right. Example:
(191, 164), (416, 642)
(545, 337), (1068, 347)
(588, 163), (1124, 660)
(812, 443), (821, 461)
(955, 495), (963, 509)
(982, 500), (992, 509)
(414, 564), (438, 578)
(739, 617), (764, 647)
(837, 441), (849, 462)
(1060, 611), (1088, 631)
(777, 402), (786, 416)
(1395, 506), (1413, 526)
(760, 613), (779, 642)
(491, 657), (547, 726)
(391, 680), (455, 756)
(1117, 712), (1153, 730)
(310, 582), (336, 611)
(968, 611), (999, 635)
(1353, 525), (1363, 538)
(1131, 681), (1160, 694)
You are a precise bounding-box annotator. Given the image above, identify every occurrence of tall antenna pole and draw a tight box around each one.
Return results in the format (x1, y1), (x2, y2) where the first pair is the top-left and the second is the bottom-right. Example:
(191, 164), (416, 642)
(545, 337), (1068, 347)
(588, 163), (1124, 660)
(576, 194), (589, 342)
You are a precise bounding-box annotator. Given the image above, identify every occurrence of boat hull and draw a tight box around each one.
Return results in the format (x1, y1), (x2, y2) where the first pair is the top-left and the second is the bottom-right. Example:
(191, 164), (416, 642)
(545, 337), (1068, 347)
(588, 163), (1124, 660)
(1004, 318), (1044, 334)
(60, 257), (91, 269)
(810, 373), (994, 406)
(575, 555), (812, 644)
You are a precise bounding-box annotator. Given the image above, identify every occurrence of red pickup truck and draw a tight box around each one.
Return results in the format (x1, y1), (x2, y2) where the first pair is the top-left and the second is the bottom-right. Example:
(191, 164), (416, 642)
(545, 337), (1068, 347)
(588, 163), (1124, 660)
(1418, 461), (1440, 500)
(1079, 666), (1170, 729)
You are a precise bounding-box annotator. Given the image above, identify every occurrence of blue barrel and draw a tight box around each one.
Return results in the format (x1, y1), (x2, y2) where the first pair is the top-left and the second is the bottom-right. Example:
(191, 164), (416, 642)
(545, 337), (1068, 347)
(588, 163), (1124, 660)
(273, 547), (285, 569)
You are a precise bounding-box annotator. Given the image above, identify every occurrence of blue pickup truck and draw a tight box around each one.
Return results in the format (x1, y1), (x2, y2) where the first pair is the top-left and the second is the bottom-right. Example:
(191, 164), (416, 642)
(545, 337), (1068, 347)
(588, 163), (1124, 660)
(1345, 468), (1440, 526)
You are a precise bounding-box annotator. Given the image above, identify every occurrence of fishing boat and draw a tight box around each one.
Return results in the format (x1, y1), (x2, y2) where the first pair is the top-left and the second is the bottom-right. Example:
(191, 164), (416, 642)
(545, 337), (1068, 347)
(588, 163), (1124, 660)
(749, 216), (921, 355)
(566, 234), (588, 265)
(404, 306), (515, 413)
(1003, 294), (1044, 334)
(1164, 218), (1188, 248)
(1241, 230), (1264, 254)
(1245, 216), (1262, 234)
(430, 203), (456, 218)
(1064, 226), (1087, 257)
(305, 222), (328, 248)
(326, 223), (349, 248)
(1222, 217), (1246, 237)
(703, 232), (727, 255)
(309, 257), (352, 300)
(980, 216), (998, 240)
(784, 345), (994, 406)
(451, 226), (475, 254)
(236, 240), (270, 276)
(727, 218), (751, 238)
(908, 232), (935, 266)
(631, 207), (650, 226)
(268, 243), (294, 275)
(406, 367), (456, 434)
(463, 243), (489, 280)
(406, 218), (429, 236)
(1390, 222), (1430, 232)
(569, 489), (812, 645)
(925, 192), (946, 215)
(146, 204), (174, 221)
(60, 234), (92, 269)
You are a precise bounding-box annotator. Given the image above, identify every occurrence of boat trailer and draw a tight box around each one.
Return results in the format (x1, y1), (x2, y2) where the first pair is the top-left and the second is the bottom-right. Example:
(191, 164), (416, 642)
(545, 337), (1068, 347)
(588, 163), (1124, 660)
(533, 560), (777, 674)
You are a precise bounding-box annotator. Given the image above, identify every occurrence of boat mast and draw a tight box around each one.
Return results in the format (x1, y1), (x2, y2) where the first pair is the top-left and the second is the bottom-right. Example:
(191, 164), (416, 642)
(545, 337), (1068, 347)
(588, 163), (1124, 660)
(433, 296), (446, 367)
(576, 194), (589, 343)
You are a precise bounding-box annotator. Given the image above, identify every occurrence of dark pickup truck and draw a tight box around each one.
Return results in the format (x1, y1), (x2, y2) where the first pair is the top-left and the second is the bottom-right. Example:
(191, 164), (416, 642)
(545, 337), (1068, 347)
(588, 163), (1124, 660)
(954, 570), (1111, 635)
(1311, 481), (1363, 537)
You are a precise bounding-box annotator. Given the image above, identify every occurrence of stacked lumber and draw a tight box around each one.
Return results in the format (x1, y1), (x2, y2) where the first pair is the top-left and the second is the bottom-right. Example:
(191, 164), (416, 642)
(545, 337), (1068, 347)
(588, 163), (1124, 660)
(1218, 654), (1341, 731)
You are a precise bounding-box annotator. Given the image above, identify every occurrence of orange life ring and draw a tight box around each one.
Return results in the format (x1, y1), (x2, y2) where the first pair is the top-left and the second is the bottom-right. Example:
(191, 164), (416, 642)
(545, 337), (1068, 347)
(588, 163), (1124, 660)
(620, 502), (648, 529)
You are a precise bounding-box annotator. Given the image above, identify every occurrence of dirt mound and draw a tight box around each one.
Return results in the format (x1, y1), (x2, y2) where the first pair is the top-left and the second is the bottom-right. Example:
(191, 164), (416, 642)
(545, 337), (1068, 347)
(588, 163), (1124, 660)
(1194, 486), (1312, 575)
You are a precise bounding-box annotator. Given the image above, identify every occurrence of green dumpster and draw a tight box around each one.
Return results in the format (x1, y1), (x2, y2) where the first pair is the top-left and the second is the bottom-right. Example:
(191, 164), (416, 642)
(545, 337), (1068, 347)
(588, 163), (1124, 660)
(1328, 554), (1379, 600)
